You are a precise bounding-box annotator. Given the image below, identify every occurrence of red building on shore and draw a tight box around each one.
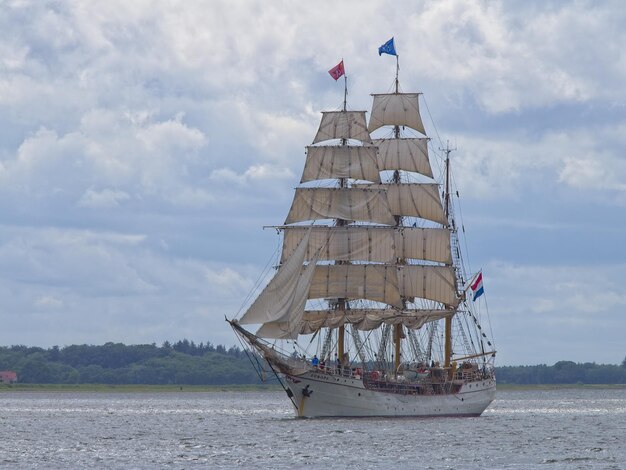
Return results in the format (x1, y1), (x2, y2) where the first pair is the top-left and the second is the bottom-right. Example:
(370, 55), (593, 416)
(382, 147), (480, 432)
(0, 371), (17, 383)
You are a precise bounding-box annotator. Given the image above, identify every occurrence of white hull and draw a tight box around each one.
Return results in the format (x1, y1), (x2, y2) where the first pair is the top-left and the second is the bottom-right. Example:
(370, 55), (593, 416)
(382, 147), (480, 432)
(284, 371), (495, 418)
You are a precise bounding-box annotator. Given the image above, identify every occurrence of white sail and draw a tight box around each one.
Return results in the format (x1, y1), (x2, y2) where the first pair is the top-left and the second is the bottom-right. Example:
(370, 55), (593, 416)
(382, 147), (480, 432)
(313, 111), (372, 144)
(239, 230), (313, 326)
(285, 188), (396, 226)
(374, 138), (433, 177)
(368, 93), (426, 135)
(255, 249), (321, 339)
(301, 145), (380, 183)
(399, 265), (459, 306)
(308, 265), (457, 307)
(309, 265), (403, 309)
(297, 308), (454, 334)
(281, 226), (452, 264)
(354, 183), (447, 225)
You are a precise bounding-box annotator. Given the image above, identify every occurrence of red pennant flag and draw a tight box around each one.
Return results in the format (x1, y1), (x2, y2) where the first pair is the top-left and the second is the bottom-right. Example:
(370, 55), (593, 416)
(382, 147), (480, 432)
(328, 60), (345, 81)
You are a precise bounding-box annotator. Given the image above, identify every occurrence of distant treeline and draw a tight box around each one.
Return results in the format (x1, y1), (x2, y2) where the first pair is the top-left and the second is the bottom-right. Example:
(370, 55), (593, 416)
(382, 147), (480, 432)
(1, 341), (625, 385)
(0, 340), (260, 385)
(497, 359), (626, 385)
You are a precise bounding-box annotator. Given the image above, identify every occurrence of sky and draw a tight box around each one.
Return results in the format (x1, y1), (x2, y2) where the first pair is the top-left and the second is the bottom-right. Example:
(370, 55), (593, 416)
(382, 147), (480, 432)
(1, 0), (625, 366)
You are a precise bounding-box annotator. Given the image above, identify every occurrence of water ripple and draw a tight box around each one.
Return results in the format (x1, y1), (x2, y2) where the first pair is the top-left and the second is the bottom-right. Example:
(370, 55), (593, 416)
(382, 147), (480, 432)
(0, 388), (624, 469)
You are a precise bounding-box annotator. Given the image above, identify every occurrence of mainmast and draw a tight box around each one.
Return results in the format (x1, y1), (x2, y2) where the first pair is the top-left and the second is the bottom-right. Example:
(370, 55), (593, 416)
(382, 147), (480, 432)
(337, 72), (348, 363)
(392, 53), (402, 374)
(368, 44), (457, 374)
(442, 141), (455, 370)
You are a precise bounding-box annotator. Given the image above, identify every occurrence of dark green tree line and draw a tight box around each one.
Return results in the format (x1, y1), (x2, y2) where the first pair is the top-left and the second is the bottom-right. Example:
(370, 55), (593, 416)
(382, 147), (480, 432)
(1, 342), (624, 385)
(496, 360), (626, 385)
(0, 341), (259, 385)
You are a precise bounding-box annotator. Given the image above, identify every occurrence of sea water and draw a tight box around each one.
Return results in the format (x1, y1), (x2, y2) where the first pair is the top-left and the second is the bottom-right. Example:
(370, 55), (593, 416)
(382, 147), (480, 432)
(0, 388), (624, 469)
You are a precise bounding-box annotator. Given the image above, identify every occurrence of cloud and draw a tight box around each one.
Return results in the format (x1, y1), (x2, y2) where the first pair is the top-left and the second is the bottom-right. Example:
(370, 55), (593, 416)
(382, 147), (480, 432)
(0, 0), (624, 364)
(487, 261), (626, 318)
(210, 164), (295, 186)
(450, 123), (626, 201)
(78, 188), (130, 208)
(35, 295), (64, 309)
(0, 224), (261, 346)
(0, 227), (154, 295)
(407, 1), (626, 113)
(559, 152), (626, 192)
(485, 260), (626, 364)
(0, 110), (209, 214)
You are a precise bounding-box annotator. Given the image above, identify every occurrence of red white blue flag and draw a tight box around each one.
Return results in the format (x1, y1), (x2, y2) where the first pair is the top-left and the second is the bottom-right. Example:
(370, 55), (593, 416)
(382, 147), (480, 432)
(470, 271), (484, 301)
(328, 60), (345, 81)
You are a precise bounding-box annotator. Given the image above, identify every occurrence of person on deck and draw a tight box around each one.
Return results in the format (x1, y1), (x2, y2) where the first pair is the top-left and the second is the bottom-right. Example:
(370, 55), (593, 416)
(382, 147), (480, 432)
(342, 352), (349, 367)
(312, 355), (319, 367)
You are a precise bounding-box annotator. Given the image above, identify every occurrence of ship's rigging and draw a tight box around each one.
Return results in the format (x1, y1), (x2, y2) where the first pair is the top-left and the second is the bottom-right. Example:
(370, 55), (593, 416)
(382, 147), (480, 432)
(230, 44), (496, 418)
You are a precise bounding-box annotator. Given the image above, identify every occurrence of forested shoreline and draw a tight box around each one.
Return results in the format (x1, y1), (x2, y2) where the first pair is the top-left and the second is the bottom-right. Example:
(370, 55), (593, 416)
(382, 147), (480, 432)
(497, 360), (626, 385)
(0, 341), (260, 385)
(1, 342), (625, 385)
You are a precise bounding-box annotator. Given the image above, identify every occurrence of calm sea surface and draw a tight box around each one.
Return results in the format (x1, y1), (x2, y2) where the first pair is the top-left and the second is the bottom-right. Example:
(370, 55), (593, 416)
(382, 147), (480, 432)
(0, 388), (624, 469)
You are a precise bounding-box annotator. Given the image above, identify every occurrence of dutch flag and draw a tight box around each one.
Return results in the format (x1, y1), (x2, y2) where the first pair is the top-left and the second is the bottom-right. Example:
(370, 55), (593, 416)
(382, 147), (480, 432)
(470, 271), (485, 301)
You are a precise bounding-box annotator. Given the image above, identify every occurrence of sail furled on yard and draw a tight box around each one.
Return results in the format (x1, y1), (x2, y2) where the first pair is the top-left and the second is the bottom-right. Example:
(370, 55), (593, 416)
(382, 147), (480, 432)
(239, 230), (314, 327)
(374, 138), (432, 177)
(353, 183), (447, 225)
(313, 111), (372, 144)
(368, 93), (426, 135)
(296, 308), (454, 334)
(281, 226), (452, 264)
(285, 188), (396, 225)
(301, 145), (380, 183)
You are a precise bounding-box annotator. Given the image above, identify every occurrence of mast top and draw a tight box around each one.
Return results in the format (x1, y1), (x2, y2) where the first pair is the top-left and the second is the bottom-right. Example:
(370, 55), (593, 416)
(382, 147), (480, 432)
(343, 74), (348, 111)
(440, 140), (457, 222)
(440, 140), (456, 159)
(377, 37), (399, 92)
(395, 54), (400, 93)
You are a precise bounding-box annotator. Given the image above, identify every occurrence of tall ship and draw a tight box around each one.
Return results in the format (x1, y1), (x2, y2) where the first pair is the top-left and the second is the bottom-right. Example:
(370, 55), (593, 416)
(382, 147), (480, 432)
(229, 43), (496, 418)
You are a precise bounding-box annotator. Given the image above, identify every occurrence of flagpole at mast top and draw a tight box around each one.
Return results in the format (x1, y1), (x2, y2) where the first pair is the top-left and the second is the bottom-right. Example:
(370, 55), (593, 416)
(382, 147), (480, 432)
(378, 37), (399, 91)
(343, 73), (348, 111)
(395, 55), (399, 93)
(328, 59), (347, 109)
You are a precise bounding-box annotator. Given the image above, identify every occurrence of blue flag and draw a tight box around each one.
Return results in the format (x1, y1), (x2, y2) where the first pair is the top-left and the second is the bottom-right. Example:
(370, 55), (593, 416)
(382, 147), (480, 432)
(378, 37), (397, 56)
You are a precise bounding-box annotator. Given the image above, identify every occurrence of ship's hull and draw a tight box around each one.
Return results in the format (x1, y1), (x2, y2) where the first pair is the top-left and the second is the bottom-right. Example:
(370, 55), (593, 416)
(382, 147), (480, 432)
(284, 371), (495, 418)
